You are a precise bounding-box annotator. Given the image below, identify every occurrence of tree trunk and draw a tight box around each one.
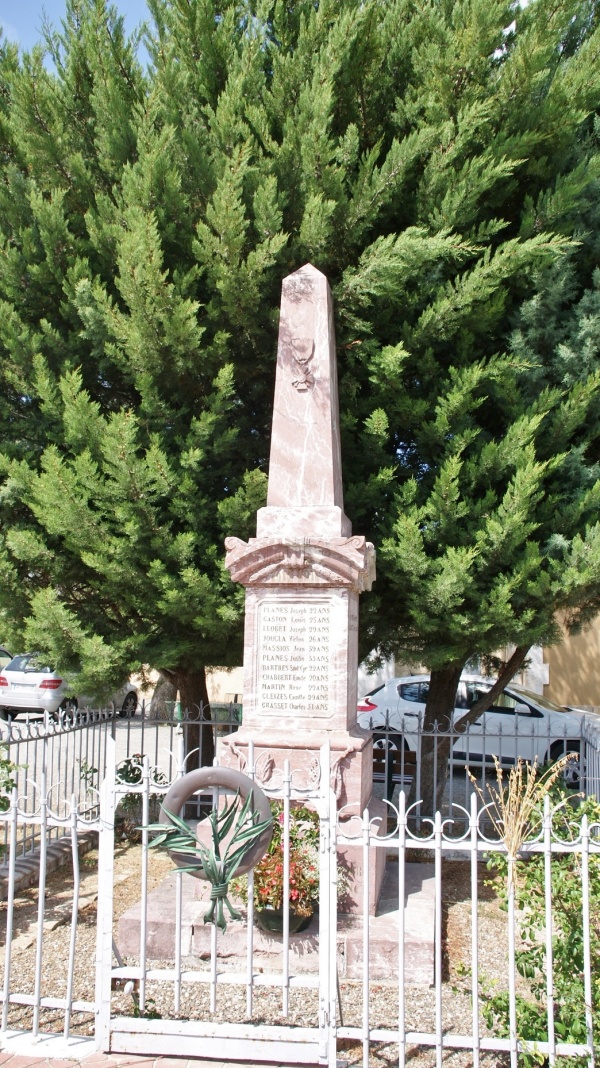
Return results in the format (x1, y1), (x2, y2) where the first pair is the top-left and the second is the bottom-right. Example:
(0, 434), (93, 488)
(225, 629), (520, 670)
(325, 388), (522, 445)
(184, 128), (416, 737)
(163, 666), (215, 771)
(407, 646), (531, 817)
(408, 661), (466, 816)
(148, 673), (177, 721)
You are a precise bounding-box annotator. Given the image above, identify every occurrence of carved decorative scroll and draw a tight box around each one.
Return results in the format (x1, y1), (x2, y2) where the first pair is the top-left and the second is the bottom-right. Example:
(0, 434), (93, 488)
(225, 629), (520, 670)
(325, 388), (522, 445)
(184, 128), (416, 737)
(330, 745), (354, 800)
(225, 535), (376, 592)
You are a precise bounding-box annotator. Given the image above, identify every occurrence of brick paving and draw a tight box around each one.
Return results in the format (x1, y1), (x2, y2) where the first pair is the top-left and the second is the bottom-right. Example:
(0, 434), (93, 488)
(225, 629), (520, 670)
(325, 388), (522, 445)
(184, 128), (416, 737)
(0, 1055), (298, 1068)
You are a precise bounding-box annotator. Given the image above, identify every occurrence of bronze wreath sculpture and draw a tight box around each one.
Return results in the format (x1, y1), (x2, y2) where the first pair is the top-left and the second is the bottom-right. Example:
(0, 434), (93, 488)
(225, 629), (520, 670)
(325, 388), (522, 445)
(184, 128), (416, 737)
(147, 767), (273, 932)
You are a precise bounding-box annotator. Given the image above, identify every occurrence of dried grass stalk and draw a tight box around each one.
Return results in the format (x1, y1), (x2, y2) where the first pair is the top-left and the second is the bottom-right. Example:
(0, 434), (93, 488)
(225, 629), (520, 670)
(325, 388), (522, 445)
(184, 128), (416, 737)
(467, 754), (576, 865)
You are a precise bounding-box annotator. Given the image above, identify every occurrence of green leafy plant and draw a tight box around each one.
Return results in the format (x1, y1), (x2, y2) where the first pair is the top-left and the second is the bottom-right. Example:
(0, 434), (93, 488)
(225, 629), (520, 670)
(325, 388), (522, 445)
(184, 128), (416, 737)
(241, 801), (319, 916)
(0, 746), (17, 858)
(232, 801), (348, 917)
(79, 758), (98, 791)
(115, 754), (167, 838)
(117, 754), (149, 787)
(0, 744), (16, 813)
(147, 790), (272, 933)
(247, 847), (319, 917)
(475, 765), (600, 1067)
(131, 997), (161, 1020)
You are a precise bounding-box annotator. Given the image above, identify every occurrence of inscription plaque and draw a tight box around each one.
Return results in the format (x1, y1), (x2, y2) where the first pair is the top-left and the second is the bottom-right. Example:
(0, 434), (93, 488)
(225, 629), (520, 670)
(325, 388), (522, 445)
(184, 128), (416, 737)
(257, 599), (332, 716)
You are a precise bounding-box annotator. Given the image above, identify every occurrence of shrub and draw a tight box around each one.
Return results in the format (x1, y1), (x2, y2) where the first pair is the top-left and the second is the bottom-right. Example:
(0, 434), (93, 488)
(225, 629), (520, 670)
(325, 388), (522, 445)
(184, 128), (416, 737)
(233, 800), (349, 916)
(116, 753), (166, 839)
(483, 783), (600, 1068)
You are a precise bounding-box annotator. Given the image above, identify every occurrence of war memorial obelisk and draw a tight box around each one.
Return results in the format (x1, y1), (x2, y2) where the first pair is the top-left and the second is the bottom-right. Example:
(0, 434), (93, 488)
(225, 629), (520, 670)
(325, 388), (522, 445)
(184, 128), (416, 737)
(221, 263), (385, 909)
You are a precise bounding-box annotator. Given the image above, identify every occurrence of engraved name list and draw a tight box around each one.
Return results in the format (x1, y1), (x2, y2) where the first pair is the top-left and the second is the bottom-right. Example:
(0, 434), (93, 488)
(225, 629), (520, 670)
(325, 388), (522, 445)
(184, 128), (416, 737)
(257, 600), (332, 716)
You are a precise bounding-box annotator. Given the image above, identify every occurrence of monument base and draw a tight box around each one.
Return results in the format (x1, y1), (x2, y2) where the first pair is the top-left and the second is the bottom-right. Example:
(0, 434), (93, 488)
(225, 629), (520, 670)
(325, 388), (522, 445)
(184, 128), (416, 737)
(217, 726), (375, 812)
(217, 727), (386, 914)
(116, 859), (435, 984)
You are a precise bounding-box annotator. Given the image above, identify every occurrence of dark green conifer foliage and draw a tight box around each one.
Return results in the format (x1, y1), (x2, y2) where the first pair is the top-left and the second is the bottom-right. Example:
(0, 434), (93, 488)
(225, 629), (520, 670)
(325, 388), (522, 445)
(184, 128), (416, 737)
(0, 0), (599, 798)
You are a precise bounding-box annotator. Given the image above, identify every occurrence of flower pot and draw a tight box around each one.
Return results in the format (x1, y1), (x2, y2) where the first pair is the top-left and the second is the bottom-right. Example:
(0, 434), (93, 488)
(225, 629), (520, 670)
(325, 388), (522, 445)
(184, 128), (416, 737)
(255, 907), (314, 934)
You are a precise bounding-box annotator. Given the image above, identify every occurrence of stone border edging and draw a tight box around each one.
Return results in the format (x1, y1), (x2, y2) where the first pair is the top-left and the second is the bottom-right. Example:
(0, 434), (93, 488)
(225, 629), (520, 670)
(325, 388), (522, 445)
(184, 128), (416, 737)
(0, 831), (98, 900)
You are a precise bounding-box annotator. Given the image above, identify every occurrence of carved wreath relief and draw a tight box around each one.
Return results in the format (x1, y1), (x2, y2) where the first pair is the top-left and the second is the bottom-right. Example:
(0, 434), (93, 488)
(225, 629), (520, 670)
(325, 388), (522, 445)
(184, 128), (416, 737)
(280, 271), (316, 392)
(289, 336), (314, 391)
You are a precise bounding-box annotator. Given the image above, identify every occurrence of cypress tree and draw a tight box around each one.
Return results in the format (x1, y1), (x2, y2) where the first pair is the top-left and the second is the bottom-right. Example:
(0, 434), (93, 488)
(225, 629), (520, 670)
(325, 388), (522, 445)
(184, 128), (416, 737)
(0, 0), (598, 797)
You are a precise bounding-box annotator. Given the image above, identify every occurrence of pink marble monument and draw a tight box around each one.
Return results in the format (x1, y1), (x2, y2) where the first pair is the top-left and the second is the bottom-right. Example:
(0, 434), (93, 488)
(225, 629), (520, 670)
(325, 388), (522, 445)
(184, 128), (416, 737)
(220, 264), (385, 910)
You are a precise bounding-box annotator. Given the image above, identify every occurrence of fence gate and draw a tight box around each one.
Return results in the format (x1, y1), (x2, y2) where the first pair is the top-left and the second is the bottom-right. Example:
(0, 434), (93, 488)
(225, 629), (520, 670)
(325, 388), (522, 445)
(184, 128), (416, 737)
(97, 738), (338, 1067)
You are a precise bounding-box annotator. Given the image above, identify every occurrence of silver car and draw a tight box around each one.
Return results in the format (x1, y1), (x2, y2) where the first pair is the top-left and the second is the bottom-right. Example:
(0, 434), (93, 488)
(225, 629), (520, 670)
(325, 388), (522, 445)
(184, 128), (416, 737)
(0, 652), (138, 720)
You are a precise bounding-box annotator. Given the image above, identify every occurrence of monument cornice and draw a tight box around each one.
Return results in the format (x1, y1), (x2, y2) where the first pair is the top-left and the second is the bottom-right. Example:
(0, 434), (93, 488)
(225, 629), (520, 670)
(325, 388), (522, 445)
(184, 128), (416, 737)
(224, 535), (376, 592)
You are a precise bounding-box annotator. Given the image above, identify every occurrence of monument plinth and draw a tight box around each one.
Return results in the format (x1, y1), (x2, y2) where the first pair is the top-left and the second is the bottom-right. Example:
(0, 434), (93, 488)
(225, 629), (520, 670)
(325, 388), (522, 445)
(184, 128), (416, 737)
(224, 535), (374, 737)
(220, 264), (385, 908)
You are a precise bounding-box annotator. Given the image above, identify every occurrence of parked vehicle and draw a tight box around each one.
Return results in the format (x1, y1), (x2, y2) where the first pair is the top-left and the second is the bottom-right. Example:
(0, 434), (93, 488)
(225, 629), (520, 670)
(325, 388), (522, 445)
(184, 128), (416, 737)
(0, 646), (11, 670)
(357, 673), (587, 782)
(0, 652), (138, 720)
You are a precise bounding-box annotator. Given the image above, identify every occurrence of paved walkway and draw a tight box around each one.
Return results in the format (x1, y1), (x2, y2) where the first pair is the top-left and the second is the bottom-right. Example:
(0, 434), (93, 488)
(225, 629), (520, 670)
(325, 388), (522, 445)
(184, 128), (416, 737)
(0, 1055), (288, 1068)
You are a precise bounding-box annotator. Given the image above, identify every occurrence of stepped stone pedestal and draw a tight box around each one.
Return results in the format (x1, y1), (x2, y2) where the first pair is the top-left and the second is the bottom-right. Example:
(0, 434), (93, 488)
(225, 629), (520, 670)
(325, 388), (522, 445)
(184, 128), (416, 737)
(117, 861), (435, 984)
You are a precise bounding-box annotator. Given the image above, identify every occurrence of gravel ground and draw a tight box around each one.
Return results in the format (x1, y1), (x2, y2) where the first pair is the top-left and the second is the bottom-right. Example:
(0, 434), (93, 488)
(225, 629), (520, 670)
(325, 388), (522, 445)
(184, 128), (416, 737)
(0, 839), (513, 1067)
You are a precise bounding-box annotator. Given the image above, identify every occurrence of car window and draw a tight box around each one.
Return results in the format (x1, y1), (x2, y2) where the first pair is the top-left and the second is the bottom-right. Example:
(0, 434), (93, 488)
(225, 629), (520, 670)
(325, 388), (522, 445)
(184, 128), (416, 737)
(508, 686), (563, 712)
(471, 687), (528, 714)
(5, 655), (30, 671)
(5, 653), (53, 673)
(366, 684), (385, 697)
(455, 682), (474, 708)
(496, 691), (523, 711)
(454, 682), (483, 709)
(399, 682), (429, 703)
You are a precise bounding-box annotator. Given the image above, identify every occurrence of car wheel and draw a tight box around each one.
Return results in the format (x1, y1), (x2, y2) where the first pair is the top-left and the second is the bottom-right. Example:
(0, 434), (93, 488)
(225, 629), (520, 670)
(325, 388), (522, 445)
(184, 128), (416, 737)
(373, 733), (409, 805)
(549, 740), (581, 788)
(120, 691), (138, 718)
(373, 731), (404, 753)
(0, 707), (11, 721)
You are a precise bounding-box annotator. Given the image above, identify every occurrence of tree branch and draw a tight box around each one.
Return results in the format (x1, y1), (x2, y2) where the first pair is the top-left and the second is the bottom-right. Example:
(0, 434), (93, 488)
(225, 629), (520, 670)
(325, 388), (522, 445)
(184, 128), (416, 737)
(457, 644), (531, 730)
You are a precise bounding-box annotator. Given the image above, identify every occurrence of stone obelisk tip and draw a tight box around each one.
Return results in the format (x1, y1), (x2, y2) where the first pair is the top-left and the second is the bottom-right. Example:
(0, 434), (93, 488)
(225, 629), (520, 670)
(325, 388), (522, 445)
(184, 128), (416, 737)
(257, 264), (351, 538)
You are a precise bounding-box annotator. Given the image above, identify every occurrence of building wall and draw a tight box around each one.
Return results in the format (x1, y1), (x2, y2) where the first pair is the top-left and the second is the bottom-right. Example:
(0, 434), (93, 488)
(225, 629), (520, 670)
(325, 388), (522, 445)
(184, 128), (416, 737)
(206, 665), (245, 703)
(357, 655), (398, 699)
(544, 618), (600, 709)
(500, 645), (549, 695)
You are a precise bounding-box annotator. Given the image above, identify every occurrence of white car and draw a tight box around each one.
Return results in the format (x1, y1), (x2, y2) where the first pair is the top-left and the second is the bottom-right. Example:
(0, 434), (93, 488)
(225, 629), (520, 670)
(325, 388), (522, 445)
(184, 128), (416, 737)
(0, 652), (138, 720)
(357, 673), (586, 776)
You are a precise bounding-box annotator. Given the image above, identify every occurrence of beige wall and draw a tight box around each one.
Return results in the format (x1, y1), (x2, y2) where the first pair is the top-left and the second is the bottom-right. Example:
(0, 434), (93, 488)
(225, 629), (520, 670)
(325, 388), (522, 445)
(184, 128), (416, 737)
(132, 666), (245, 707)
(544, 617), (600, 709)
(206, 666), (244, 703)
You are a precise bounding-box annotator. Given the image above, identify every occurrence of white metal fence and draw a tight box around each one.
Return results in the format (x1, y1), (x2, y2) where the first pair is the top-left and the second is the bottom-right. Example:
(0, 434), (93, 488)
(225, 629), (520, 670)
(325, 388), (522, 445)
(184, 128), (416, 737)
(0, 703), (242, 867)
(370, 711), (600, 815)
(1, 726), (599, 1066)
(3, 698), (597, 855)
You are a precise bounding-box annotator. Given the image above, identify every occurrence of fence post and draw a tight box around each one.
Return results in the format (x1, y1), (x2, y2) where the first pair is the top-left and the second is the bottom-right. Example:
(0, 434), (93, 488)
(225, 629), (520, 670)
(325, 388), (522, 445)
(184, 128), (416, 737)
(317, 741), (333, 1067)
(1, 787), (18, 1034)
(469, 790), (480, 1068)
(95, 735), (116, 1052)
(581, 813), (595, 1066)
(32, 747), (49, 1037)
